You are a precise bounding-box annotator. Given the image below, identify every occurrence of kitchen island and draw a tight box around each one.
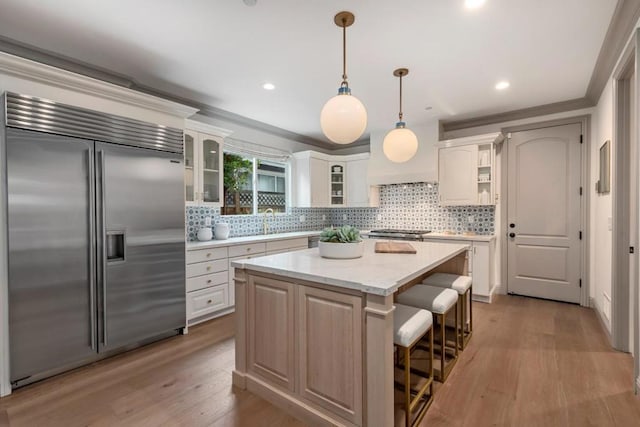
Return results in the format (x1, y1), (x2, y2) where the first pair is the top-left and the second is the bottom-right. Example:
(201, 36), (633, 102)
(231, 239), (469, 427)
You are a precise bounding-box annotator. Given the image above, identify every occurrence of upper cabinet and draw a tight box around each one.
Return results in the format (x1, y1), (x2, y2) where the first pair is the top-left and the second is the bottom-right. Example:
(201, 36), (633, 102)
(437, 132), (503, 206)
(292, 152), (378, 208)
(185, 120), (233, 207)
(329, 162), (346, 207)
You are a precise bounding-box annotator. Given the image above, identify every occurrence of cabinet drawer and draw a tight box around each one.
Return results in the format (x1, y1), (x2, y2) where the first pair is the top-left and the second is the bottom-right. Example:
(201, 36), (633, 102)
(187, 247), (228, 264)
(187, 271), (227, 293)
(187, 284), (228, 320)
(266, 237), (308, 253)
(228, 242), (266, 258)
(186, 258), (228, 278)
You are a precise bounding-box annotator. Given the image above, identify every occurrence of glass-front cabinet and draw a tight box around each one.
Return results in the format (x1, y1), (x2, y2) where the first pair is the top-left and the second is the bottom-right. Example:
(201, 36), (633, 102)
(329, 162), (346, 207)
(184, 122), (228, 207)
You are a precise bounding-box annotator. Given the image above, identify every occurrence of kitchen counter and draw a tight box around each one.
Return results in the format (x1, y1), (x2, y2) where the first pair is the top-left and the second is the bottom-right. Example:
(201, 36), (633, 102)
(186, 230), (320, 250)
(232, 239), (469, 427)
(231, 239), (469, 296)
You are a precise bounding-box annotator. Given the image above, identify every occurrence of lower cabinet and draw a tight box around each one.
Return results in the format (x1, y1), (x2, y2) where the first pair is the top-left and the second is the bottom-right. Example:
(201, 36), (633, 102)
(423, 237), (496, 302)
(187, 236), (312, 325)
(246, 276), (363, 426)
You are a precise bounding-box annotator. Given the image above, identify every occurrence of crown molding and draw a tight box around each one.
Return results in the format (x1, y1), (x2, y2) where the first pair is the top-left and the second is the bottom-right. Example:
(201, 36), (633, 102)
(0, 51), (198, 119)
(440, 97), (593, 135)
(586, 0), (640, 104)
(185, 118), (233, 138)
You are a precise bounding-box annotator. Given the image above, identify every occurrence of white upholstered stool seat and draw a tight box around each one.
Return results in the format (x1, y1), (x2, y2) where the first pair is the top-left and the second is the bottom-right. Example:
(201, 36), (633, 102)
(422, 273), (472, 295)
(423, 273), (474, 351)
(396, 284), (459, 382)
(396, 285), (458, 314)
(393, 304), (433, 347)
(392, 303), (435, 426)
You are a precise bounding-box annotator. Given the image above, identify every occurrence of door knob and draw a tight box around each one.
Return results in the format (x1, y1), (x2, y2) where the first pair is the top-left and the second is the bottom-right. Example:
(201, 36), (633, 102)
(509, 223), (516, 228)
(509, 232), (516, 238)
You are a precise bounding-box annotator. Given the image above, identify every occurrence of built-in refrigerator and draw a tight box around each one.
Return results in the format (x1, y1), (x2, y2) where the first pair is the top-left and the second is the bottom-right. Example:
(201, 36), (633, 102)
(2, 92), (186, 388)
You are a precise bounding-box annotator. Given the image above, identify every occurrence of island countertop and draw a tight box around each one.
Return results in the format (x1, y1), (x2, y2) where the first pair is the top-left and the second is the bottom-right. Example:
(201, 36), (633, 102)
(231, 239), (469, 296)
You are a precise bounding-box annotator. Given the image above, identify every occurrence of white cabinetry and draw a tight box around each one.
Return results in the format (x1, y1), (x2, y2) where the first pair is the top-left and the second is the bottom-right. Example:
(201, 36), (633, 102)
(346, 156), (380, 208)
(422, 237), (496, 303)
(186, 235), (311, 325)
(329, 162), (346, 207)
(292, 152), (329, 208)
(437, 132), (503, 206)
(185, 120), (233, 207)
(292, 151), (378, 208)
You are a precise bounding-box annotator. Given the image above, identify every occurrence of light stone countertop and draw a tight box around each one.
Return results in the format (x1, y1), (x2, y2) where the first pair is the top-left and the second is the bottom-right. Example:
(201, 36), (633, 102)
(231, 239), (469, 296)
(186, 230), (321, 250)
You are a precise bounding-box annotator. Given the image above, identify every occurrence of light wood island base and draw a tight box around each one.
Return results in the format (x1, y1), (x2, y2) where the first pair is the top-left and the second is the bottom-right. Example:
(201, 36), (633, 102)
(232, 241), (468, 427)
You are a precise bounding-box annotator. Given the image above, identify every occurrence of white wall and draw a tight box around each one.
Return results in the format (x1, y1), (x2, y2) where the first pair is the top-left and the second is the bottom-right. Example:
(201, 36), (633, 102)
(591, 80), (614, 332)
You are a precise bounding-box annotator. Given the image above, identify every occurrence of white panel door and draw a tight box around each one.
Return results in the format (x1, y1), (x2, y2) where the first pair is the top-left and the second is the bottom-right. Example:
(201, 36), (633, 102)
(507, 124), (582, 303)
(439, 145), (478, 205)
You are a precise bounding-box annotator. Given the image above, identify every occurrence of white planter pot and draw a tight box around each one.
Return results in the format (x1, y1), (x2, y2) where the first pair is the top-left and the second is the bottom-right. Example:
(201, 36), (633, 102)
(215, 223), (230, 240)
(318, 241), (364, 259)
(197, 227), (213, 241)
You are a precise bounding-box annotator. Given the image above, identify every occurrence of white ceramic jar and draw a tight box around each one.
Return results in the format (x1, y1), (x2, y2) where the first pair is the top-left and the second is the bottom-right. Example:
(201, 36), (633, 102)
(197, 227), (213, 241)
(215, 222), (230, 240)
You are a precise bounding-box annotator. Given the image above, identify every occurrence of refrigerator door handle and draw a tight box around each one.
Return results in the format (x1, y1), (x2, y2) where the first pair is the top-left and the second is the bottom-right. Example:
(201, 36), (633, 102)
(98, 149), (108, 346)
(88, 149), (97, 351)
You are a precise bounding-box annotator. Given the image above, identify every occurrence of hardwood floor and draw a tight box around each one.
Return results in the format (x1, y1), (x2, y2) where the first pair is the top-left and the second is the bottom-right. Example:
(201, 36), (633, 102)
(0, 295), (639, 426)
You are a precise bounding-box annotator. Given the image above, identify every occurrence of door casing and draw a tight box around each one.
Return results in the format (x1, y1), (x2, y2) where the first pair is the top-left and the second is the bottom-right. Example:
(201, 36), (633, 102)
(499, 115), (591, 308)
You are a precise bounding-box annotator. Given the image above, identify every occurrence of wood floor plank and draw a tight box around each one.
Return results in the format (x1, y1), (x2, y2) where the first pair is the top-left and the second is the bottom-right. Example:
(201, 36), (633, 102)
(0, 295), (638, 427)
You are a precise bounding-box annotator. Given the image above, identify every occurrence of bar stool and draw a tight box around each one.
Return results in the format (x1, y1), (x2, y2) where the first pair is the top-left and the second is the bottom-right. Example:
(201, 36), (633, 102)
(393, 303), (435, 427)
(397, 285), (458, 382)
(422, 273), (473, 350)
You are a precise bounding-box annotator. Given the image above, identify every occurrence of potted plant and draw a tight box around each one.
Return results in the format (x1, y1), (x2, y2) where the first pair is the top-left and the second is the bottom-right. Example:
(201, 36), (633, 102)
(318, 225), (364, 259)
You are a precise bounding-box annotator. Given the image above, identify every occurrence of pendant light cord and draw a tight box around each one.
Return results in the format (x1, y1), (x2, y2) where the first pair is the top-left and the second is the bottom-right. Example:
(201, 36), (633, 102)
(341, 21), (348, 87)
(398, 72), (404, 122)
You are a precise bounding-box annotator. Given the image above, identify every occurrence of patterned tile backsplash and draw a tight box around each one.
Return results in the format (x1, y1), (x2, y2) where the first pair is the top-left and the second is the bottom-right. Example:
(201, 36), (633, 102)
(186, 183), (494, 241)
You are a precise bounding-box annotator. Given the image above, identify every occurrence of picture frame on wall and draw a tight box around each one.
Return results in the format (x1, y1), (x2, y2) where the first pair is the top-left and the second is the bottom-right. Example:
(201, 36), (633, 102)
(597, 140), (610, 194)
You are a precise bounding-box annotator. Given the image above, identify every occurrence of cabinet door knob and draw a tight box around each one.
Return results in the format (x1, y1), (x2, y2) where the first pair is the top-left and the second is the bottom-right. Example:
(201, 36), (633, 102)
(509, 233), (516, 238)
(207, 299), (212, 304)
(509, 223), (516, 228)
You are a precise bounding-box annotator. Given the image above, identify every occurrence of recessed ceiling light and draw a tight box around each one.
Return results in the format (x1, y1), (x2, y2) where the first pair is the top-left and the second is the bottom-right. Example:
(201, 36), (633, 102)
(465, 0), (486, 9)
(495, 81), (510, 90)
(424, 106), (433, 111)
(263, 83), (275, 90)
(243, 0), (257, 6)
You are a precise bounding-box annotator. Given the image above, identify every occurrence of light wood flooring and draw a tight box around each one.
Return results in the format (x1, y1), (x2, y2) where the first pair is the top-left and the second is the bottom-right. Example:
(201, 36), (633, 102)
(0, 295), (639, 426)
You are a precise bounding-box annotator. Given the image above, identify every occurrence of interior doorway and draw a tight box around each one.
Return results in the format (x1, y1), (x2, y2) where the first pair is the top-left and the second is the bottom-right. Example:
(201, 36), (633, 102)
(611, 32), (638, 387)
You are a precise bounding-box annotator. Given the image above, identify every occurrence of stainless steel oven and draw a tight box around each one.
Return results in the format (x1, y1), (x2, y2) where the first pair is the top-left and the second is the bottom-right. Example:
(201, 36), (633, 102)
(367, 229), (432, 241)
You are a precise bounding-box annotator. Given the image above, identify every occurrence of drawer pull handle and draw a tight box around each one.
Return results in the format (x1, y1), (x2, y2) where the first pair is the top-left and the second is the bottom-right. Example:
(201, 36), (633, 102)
(246, 248), (251, 252)
(206, 253), (212, 257)
(206, 266), (211, 271)
(207, 299), (212, 304)
(207, 279), (212, 283)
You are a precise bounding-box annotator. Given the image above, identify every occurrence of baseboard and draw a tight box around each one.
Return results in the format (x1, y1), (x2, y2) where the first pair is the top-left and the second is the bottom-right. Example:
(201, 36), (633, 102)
(472, 294), (491, 304)
(246, 374), (353, 427)
(493, 284), (505, 295)
(591, 297), (613, 346)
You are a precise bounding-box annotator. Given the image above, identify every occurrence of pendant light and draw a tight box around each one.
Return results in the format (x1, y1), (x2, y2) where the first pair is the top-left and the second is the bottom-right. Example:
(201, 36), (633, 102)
(320, 11), (367, 144)
(383, 68), (418, 163)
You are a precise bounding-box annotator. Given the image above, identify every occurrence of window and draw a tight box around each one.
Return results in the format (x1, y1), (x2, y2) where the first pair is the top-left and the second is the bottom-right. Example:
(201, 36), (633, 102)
(222, 153), (287, 215)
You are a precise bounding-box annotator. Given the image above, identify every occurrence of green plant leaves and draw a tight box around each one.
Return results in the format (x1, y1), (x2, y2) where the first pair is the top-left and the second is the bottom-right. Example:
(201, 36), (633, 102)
(319, 225), (361, 243)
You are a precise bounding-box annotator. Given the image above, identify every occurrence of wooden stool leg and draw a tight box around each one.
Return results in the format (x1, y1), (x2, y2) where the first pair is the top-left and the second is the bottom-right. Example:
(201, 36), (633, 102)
(405, 346), (411, 427)
(429, 326), (434, 389)
(454, 303), (459, 358)
(439, 313), (445, 381)
(469, 286), (473, 333)
(459, 293), (465, 351)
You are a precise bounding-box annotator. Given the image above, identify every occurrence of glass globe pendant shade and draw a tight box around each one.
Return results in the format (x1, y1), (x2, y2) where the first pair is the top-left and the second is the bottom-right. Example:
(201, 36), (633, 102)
(383, 122), (418, 163)
(320, 88), (367, 144)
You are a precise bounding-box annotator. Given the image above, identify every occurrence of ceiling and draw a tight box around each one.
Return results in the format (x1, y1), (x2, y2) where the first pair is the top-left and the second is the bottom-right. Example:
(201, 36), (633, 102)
(0, 0), (618, 144)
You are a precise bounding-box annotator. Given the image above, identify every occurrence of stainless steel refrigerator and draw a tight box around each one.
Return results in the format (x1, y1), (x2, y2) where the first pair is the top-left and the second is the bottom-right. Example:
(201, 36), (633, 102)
(2, 92), (186, 388)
